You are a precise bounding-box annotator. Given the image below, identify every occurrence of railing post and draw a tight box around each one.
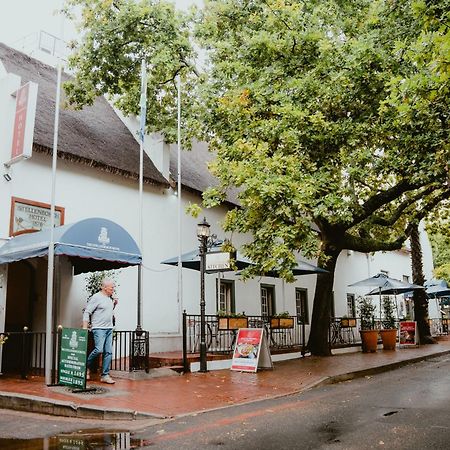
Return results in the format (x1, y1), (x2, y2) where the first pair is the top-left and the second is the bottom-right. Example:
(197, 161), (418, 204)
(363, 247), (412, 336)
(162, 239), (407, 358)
(301, 316), (306, 356)
(21, 326), (29, 379)
(182, 310), (188, 373)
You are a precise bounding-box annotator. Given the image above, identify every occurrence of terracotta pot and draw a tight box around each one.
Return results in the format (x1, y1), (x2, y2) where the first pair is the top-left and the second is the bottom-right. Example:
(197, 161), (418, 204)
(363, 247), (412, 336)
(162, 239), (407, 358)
(380, 328), (397, 350)
(360, 329), (378, 353)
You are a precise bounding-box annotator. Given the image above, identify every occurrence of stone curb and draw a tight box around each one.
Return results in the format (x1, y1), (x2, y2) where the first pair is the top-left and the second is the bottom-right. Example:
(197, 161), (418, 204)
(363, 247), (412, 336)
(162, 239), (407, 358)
(1, 349), (449, 420)
(0, 391), (168, 421)
(313, 348), (450, 388)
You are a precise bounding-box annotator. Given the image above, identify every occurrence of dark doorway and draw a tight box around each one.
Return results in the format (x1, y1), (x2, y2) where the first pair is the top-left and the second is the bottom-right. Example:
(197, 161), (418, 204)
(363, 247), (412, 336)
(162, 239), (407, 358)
(2, 261), (35, 373)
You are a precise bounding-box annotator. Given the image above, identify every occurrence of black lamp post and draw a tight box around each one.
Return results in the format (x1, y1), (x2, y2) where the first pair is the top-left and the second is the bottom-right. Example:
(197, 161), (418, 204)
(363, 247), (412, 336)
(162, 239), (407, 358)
(197, 217), (210, 372)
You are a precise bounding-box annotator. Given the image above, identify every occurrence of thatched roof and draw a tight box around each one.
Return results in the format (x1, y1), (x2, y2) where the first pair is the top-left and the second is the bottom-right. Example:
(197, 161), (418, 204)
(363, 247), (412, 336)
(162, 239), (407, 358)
(170, 141), (240, 207)
(0, 43), (169, 187)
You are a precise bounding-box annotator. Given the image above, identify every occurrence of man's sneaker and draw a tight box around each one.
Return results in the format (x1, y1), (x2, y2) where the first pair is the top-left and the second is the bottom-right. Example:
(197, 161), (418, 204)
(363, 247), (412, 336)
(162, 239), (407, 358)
(100, 375), (115, 384)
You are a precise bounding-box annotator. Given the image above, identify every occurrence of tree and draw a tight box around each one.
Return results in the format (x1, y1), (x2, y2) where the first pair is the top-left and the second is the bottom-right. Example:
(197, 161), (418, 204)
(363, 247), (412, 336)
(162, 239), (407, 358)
(427, 204), (450, 283)
(64, 0), (449, 356)
(62, 0), (197, 143)
(193, 0), (449, 355)
(409, 223), (434, 343)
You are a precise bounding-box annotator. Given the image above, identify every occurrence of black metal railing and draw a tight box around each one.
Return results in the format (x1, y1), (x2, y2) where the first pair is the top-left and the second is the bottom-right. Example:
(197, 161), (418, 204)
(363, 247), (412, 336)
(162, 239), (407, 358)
(0, 328), (149, 379)
(182, 312), (306, 364)
(429, 318), (450, 336)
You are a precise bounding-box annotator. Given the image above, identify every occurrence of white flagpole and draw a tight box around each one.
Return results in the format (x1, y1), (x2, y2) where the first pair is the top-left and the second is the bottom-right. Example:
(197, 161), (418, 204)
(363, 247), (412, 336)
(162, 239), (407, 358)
(45, 60), (62, 385)
(137, 60), (147, 330)
(177, 75), (183, 332)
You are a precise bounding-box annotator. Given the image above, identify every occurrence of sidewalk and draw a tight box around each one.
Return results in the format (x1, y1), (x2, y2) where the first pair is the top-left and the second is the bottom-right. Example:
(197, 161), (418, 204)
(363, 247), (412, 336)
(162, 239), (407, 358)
(1, 337), (450, 421)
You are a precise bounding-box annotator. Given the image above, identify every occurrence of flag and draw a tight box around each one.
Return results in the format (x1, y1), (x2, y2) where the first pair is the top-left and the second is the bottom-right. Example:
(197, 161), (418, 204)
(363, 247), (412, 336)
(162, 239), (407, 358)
(139, 60), (147, 143)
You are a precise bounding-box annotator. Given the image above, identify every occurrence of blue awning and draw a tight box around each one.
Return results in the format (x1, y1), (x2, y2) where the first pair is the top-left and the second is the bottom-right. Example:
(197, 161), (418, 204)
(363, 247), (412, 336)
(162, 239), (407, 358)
(0, 218), (141, 274)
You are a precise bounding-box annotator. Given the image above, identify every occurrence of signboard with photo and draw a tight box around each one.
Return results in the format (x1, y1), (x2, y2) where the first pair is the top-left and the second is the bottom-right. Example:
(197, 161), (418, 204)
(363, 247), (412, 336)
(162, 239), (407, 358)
(399, 321), (418, 347)
(59, 328), (88, 389)
(231, 328), (273, 372)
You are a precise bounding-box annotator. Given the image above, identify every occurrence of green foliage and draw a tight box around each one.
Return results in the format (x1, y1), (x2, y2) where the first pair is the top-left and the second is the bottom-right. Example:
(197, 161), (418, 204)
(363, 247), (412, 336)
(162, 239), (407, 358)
(273, 311), (291, 318)
(358, 296), (376, 331)
(0, 334), (8, 345)
(216, 310), (246, 317)
(381, 297), (397, 329)
(85, 270), (119, 299)
(63, 0), (197, 144)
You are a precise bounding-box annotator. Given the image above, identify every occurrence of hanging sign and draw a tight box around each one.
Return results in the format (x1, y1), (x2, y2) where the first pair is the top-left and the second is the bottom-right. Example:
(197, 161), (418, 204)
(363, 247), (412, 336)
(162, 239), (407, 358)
(58, 327), (88, 389)
(206, 251), (234, 273)
(231, 328), (273, 372)
(6, 81), (38, 166)
(399, 321), (417, 347)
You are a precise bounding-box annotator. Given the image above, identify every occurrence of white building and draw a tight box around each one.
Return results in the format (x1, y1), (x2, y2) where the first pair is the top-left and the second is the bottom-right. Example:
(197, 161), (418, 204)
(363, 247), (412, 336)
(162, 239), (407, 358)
(0, 44), (436, 371)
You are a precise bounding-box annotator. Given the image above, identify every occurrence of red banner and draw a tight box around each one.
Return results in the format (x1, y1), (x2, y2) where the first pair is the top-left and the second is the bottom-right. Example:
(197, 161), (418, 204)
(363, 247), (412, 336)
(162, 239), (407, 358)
(11, 83), (30, 159)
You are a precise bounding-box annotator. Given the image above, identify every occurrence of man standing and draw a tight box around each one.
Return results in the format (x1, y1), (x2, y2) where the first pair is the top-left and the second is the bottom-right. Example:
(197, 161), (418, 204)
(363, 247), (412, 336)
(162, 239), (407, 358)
(82, 278), (117, 384)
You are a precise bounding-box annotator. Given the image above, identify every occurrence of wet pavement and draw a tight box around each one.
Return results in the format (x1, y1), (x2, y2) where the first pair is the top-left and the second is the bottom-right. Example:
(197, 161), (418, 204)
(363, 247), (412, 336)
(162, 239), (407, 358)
(1, 337), (450, 420)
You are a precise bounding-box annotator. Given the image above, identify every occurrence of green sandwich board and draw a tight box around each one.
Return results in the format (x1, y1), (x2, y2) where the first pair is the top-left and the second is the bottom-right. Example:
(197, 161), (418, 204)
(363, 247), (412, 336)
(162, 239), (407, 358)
(59, 327), (88, 389)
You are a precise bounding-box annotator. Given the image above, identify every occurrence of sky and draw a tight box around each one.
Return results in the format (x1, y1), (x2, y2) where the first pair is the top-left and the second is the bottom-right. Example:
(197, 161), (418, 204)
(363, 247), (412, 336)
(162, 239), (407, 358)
(0, 0), (74, 53)
(0, 0), (200, 62)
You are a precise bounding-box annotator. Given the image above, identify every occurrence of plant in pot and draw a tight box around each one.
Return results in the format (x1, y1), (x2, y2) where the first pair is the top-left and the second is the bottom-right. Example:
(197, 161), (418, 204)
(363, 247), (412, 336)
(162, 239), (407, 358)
(380, 296), (398, 350)
(217, 311), (248, 330)
(271, 311), (294, 329)
(357, 296), (378, 352)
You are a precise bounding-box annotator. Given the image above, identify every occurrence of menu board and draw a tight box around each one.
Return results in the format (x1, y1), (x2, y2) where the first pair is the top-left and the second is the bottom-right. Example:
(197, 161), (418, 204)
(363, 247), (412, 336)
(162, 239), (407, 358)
(59, 328), (88, 389)
(399, 321), (417, 347)
(231, 328), (273, 372)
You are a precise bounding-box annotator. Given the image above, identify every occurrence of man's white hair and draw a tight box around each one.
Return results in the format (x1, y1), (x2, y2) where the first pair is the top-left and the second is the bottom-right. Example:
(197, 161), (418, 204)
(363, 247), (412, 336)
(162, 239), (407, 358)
(102, 278), (115, 288)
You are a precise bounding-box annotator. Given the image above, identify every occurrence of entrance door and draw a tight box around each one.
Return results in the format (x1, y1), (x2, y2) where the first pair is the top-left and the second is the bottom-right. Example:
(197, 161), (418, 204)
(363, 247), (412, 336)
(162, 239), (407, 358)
(2, 261), (34, 372)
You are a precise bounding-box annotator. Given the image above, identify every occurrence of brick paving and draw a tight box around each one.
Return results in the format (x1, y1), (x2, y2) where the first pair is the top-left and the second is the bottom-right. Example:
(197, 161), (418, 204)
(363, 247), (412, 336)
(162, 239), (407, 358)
(1, 337), (450, 419)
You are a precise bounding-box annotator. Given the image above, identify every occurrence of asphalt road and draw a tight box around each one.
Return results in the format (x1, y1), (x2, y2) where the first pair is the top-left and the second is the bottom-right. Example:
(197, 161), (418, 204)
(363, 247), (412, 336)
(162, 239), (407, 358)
(1, 355), (450, 449)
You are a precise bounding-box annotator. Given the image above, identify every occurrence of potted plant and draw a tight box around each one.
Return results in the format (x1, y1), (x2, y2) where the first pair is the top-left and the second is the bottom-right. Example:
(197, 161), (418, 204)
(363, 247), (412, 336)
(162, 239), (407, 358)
(217, 311), (248, 330)
(380, 296), (397, 350)
(270, 311), (294, 329)
(357, 296), (378, 352)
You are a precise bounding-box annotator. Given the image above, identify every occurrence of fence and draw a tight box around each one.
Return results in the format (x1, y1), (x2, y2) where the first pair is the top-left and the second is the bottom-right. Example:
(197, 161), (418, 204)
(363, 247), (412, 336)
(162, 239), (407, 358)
(0, 329), (149, 380)
(183, 313), (306, 360)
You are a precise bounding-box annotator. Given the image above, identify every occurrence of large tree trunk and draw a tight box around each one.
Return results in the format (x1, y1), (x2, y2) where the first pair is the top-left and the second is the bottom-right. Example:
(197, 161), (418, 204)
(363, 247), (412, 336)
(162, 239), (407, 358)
(410, 223), (435, 344)
(308, 245), (341, 356)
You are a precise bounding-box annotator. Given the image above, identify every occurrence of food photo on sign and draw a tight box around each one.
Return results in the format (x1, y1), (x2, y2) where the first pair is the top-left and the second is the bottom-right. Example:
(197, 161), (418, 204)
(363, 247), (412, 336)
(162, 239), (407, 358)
(234, 342), (258, 359)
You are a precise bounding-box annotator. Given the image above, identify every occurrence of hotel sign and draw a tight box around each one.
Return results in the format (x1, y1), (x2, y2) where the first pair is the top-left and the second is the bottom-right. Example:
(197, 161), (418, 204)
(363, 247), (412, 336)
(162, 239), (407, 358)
(10, 197), (65, 236)
(6, 81), (38, 166)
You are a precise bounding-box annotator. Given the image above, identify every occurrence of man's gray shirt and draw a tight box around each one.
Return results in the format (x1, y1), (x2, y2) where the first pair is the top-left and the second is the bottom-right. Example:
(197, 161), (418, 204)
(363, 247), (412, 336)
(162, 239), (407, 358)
(83, 292), (114, 329)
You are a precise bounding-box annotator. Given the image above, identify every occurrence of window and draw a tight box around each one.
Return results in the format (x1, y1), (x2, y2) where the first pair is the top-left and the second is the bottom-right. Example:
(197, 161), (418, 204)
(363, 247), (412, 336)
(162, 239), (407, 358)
(261, 285), (275, 317)
(346, 294), (356, 317)
(218, 280), (234, 314)
(402, 275), (410, 283)
(296, 288), (309, 324)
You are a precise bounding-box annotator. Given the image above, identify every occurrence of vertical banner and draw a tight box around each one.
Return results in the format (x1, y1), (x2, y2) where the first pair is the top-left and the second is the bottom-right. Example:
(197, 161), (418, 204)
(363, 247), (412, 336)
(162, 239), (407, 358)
(8, 81), (38, 165)
(399, 321), (417, 347)
(59, 328), (88, 389)
(231, 328), (273, 372)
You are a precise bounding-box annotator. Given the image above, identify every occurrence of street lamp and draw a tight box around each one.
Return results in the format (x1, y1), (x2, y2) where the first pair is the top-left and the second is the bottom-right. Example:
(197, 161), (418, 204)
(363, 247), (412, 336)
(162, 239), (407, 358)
(197, 217), (210, 372)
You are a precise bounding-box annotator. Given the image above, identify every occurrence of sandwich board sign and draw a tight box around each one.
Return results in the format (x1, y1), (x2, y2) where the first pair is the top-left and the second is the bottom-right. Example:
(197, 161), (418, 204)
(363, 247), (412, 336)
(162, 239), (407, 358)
(399, 321), (418, 347)
(231, 328), (273, 372)
(58, 327), (88, 389)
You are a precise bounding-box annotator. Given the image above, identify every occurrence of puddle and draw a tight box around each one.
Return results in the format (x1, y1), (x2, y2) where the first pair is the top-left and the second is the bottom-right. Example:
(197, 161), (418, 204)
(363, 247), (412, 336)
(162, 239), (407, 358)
(0, 431), (152, 450)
